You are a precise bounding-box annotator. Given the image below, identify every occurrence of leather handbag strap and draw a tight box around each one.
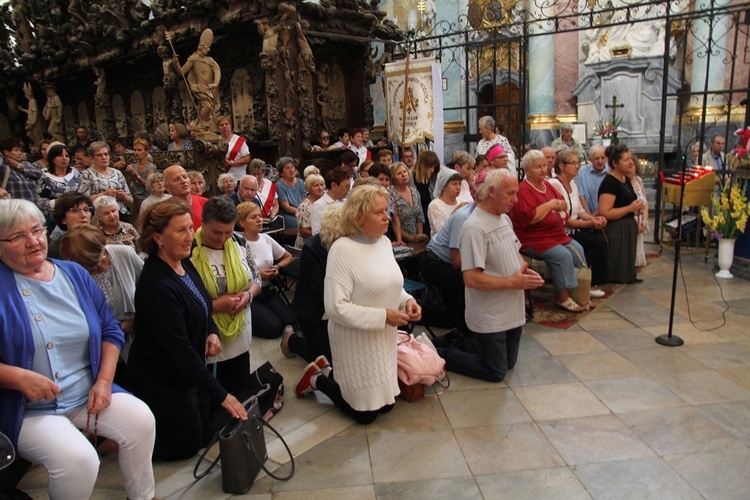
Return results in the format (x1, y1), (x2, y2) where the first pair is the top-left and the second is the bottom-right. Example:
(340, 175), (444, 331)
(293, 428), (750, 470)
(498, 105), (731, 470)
(193, 432), (221, 480)
(243, 415), (295, 480)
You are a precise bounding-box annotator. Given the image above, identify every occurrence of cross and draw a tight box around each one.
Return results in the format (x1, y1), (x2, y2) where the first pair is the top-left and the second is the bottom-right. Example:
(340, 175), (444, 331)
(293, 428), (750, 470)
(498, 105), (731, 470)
(604, 95), (624, 145)
(418, 0), (426, 29)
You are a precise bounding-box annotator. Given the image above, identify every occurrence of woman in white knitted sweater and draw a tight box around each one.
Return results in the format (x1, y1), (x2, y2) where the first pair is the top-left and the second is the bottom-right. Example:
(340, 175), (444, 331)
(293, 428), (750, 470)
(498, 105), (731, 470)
(293, 184), (422, 423)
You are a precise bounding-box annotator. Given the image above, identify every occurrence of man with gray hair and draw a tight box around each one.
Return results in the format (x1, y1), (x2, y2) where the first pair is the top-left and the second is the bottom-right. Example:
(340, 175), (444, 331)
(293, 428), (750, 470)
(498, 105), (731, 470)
(551, 122), (587, 163)
(576, 144), (609, 215)
(476, 115), (517, 172)
(440, 169), (544, 382)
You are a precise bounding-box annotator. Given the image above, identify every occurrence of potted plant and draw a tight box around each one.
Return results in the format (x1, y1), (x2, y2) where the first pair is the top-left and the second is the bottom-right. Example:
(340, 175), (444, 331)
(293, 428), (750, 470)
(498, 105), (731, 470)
(700, 184), (750, 278)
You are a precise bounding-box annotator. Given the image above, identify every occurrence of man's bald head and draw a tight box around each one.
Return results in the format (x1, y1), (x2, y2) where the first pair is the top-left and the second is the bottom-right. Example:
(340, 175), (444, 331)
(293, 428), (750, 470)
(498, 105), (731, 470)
(163, 165), (191, 198)
(541, 147), (556, 176)
(238, 175), (259, 202)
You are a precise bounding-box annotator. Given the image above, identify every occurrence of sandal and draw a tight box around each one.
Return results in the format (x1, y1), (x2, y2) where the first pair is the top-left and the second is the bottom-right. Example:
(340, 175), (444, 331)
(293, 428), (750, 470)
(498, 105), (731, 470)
(555, 297), (585, 313)
(280, 326), (296, 358)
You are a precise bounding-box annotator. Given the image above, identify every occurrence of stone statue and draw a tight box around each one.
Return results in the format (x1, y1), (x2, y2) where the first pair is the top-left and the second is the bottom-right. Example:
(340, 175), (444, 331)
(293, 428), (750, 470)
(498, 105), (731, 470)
(295, 19), (315, 74)
(18, 82), (45, 151)
(157, 45), (179, 89)
(93, 66), (109, 108)
(42, 85), (65, 142)
(255, 17), (283, 71)
(170, 28), (221, 136)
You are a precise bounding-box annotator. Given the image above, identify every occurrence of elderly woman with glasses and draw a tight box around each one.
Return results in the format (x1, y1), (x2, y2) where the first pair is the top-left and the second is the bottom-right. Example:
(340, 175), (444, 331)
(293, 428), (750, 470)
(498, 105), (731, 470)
(78, 141), (132, 222)
(548, 150), (609, 295)
(0, 199), (156, 500)
(138, 172), (171, 217)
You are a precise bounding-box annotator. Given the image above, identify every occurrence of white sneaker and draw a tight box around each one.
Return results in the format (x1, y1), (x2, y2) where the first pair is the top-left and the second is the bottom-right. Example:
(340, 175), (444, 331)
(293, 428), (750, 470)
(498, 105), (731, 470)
(590, 289), (606, 298)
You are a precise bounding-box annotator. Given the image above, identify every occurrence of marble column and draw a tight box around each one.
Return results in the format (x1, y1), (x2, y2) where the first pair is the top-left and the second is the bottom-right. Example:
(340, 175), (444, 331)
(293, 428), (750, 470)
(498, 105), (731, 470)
(686, 0), (731, 117)
(526, 0), (558, 145)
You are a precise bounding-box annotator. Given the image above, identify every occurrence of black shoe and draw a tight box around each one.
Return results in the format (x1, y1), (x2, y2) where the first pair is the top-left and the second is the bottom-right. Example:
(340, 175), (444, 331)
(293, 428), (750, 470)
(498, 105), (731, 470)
(633, 278), (644, 283)
(432, 335), (458, 350)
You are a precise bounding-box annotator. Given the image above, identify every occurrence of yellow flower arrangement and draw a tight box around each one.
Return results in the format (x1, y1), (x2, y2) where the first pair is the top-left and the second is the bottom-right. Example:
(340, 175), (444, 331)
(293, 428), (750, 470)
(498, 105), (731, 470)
(701, 184), (750, 239)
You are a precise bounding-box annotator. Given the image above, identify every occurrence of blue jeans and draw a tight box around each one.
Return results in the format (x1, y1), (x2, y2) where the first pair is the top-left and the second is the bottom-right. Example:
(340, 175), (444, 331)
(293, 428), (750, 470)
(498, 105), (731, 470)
(442, 326), (523, 382)
(525, 240), (586, 291)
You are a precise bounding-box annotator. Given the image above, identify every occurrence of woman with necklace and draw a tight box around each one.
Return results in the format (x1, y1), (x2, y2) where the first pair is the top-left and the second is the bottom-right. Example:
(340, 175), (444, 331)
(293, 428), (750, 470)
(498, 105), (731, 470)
(125, 138), (156, 206)
(37, 143), (80, 221)
(127, 198), (247, 460)
(549, 150), (609, 296)
(510, 150), (589, 312)
(597, 144), (644, 284)
(390, 162), (428, 244)
(78, 141), (133, 222)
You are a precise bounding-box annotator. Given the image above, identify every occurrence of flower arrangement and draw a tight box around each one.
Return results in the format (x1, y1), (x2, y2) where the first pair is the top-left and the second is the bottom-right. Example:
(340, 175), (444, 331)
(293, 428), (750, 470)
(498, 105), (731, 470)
(593, 117), (622, 139)
(700, 184), (750, 240)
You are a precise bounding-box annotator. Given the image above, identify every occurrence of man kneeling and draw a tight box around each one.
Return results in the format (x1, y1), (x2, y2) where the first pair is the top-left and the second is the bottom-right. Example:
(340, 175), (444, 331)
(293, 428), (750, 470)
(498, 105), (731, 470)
(440, 170), (544, 382)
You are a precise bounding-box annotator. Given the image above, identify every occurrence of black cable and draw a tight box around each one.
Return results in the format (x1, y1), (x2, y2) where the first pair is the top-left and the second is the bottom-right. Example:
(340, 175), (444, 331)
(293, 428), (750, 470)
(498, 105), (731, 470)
(678, 256), (729, 331)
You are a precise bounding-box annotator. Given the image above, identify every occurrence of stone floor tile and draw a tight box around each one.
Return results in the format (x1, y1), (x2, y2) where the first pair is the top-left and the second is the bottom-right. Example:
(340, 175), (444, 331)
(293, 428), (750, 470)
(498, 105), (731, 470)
(271, 436), (372, 492)
(573, 457), (702, 500)
(532, 331), (610, 356)
(556, 351), (644, 380)
(266, 409), (355, 465)
(652, 370), (750, 405)
(588, 327), (661, 351)
(643, 324), (730, 345)
(681, 342), (750, 369)
(664, 448), (750, 499)
(513, 382), (610, 421)
(619, 406), (745, 455)
(583, 376), (686, 413)
(720, 366), (750, 389)
(618, 348), (709, 374)
(539, 415), (655, 465)
(272, 485), (375, 499)
(606, 292), (688, 328)
(439, 387), (531, 429)
(365, 394), (451, 434)
(454, 422), (565, 475)
(368, 430), (471, 483)
(577, 310), (636, 331)
(504, 352), (578, 387)
(442, 370), (508, 391)
(696, 401), (750, 446)
(475, 468), (591, 500)
(374, 477), (482, 500)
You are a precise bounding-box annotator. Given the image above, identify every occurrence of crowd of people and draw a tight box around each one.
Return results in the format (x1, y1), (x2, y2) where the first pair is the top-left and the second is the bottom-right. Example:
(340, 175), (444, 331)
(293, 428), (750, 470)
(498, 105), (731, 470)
(0, 117), (660, 498)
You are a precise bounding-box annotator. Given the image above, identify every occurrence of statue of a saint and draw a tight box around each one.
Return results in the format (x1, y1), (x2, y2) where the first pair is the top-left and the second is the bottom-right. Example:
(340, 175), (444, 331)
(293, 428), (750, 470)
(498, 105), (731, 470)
(171, 28), (221, 137)
(42, 85), (65, 142)
(18, 82), (45, 151)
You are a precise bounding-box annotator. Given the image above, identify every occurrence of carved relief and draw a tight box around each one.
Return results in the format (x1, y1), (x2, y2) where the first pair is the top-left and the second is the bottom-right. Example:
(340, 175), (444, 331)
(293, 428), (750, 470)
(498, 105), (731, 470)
(327, 64), (348, 133)
(93, 67), (109, 108)
(315, 63), (332, 133)
(112, 95), (128, 138)
(230, 68), (255, 136)
(152, 87), (170, 143)
(63, 106), (76, 144)
(76, 102), (91, 131)
(94, 105), (106, 141)
(131, 90), (146, 134)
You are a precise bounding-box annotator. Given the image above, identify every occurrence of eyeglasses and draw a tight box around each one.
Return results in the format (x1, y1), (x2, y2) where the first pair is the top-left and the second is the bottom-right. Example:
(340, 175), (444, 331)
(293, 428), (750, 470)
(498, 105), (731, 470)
(565, 161), (580, 166)
(320, 136), (329, 140)
(0, 226), (47, 246)
(68, 206), (92, 214)
(497, 155), (508, 159)
(93, 152), (110, 157)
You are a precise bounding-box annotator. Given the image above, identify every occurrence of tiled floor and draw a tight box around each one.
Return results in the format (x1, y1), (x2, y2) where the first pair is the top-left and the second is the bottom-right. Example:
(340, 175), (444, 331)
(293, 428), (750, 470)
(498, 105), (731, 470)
(19, 243), (750, 499)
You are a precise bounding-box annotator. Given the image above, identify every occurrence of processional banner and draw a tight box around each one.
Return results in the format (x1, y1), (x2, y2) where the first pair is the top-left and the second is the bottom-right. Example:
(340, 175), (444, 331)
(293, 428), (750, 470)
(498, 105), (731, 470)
(385, 57), (443, 158)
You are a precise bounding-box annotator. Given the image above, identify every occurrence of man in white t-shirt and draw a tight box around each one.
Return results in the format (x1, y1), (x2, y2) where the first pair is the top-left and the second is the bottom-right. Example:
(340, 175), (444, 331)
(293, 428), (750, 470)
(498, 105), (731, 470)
(440, 169), (544, 382)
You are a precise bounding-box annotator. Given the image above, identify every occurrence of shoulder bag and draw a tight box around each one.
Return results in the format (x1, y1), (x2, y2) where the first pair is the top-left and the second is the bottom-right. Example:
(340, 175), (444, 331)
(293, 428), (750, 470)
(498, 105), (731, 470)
(194, 392), (294, 494)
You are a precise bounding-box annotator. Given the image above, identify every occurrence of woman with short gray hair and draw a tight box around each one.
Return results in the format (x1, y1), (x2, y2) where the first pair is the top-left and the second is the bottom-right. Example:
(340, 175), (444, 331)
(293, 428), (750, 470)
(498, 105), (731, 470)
(138, 171), (171, 217)
(276, 157), (306, 230)
(78, 141), (133, 221)
(217, 173), (237, 196)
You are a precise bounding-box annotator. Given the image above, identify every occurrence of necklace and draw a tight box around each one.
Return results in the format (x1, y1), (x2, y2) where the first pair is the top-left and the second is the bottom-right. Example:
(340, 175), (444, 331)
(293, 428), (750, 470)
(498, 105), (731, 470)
(524, 177), (546, 193)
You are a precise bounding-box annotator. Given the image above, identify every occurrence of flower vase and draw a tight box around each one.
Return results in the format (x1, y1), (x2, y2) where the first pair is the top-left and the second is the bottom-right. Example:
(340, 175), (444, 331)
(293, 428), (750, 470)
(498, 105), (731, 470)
(602, 138), (612, 147)
(716, 238), (736, 278)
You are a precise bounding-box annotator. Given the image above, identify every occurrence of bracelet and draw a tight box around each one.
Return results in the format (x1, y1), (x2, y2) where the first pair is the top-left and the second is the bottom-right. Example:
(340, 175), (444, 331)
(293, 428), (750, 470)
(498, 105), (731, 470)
(246, 290), (253, 306)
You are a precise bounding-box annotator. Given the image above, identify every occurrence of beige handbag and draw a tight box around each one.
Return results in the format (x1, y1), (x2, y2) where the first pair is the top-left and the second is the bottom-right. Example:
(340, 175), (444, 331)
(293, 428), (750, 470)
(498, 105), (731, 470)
(567, 245), (592, 310)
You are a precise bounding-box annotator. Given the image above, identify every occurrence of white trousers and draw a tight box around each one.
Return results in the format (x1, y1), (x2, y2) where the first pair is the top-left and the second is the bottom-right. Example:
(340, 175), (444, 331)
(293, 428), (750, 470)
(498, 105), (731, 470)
(17, 392), (156, 500)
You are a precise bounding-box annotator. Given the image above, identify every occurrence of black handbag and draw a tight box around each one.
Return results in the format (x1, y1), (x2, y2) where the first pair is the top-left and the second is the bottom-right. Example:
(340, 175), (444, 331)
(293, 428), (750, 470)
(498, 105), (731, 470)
(0, 433), (14, 471)
(193, 393), (294, 494)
